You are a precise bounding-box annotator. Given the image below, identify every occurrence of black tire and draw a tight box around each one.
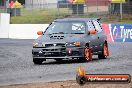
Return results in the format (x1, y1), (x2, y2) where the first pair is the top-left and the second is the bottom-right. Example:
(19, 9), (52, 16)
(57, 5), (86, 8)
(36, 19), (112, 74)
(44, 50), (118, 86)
(33, 58), (43, 65)
(76, 75), (86, 85)
(78, 57), (84, 62)
(98, 43), (109, 59)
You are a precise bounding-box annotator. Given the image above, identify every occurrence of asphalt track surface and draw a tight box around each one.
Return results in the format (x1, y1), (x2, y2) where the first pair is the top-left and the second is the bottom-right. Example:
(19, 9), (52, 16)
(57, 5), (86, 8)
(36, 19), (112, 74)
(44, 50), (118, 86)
(0, 39), (132, 86)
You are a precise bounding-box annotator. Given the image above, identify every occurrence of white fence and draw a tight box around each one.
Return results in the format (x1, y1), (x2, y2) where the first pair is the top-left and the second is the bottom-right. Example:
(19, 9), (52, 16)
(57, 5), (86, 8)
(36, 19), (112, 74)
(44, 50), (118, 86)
(0, 13), (10, 38)
(9, 24), (49, 39)
(0, 13), (49, 39)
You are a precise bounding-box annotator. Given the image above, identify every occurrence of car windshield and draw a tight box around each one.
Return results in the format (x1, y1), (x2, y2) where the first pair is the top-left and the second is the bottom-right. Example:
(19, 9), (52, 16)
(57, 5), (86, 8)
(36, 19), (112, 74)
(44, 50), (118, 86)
(44, 21), (86, 34)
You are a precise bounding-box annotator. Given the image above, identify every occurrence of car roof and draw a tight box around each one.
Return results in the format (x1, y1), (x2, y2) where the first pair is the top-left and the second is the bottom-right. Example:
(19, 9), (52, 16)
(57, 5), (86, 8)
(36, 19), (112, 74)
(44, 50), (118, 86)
(54, 18), (100, 22)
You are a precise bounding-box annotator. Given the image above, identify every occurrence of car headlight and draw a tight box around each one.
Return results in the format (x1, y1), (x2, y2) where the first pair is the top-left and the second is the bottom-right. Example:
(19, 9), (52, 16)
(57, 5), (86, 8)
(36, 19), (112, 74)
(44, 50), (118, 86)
(33, 42), (38, 48)
(74, 42), (81, 47)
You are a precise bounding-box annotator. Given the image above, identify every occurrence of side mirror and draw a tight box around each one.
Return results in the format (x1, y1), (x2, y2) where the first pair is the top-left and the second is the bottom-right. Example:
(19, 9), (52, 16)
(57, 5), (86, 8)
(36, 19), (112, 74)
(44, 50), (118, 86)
(37, 31), (43, 35)
(88, 29), (96, 35)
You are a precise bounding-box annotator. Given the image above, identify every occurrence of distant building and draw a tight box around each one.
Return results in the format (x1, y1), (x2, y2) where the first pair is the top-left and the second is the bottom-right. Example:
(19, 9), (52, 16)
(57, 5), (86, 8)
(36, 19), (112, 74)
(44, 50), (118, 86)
(0, 0), (57, 8)
(0, 0), (132, 12)
(25, 0), (57, 8)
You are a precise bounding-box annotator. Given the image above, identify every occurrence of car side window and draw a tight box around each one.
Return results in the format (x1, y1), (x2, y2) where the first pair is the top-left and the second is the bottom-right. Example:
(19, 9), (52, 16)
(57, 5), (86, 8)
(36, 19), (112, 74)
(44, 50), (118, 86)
(87, 21), (95, 31)
(92, 20), (103, 33)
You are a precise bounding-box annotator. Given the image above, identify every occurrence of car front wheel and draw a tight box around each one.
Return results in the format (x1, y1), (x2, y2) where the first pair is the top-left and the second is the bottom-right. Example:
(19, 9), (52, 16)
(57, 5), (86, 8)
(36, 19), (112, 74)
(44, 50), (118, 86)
(79, 46), (92, 62)
(84, 46), (92, 61)
(33, 58), (43, 65)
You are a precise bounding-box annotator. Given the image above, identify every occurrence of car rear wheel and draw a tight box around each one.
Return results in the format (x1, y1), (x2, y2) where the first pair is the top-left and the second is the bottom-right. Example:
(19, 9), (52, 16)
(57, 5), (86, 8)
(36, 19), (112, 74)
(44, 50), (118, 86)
(33, 58), (43, 65)
(98, 43), (109, 59)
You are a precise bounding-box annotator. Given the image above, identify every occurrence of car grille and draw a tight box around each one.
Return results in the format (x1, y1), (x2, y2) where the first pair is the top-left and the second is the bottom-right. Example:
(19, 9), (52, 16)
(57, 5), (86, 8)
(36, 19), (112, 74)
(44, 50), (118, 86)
(45, 43), (66, 48)
(50, 35), (65, 39)
(42, 43), (66, 57)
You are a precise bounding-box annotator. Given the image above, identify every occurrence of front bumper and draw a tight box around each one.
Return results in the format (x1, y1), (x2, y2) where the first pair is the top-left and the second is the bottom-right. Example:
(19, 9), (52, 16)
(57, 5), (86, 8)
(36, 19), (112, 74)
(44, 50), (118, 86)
(32, 47), (84, 59)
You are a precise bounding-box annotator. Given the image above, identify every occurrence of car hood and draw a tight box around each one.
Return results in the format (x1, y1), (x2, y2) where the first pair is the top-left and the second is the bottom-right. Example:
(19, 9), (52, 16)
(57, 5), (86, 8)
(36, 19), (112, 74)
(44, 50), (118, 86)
(36, 34), (86, 43)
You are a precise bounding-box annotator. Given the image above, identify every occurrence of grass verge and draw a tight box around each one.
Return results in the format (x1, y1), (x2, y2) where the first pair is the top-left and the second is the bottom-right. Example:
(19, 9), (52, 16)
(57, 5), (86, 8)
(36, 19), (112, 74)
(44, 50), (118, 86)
(10, 8), (132, 24)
